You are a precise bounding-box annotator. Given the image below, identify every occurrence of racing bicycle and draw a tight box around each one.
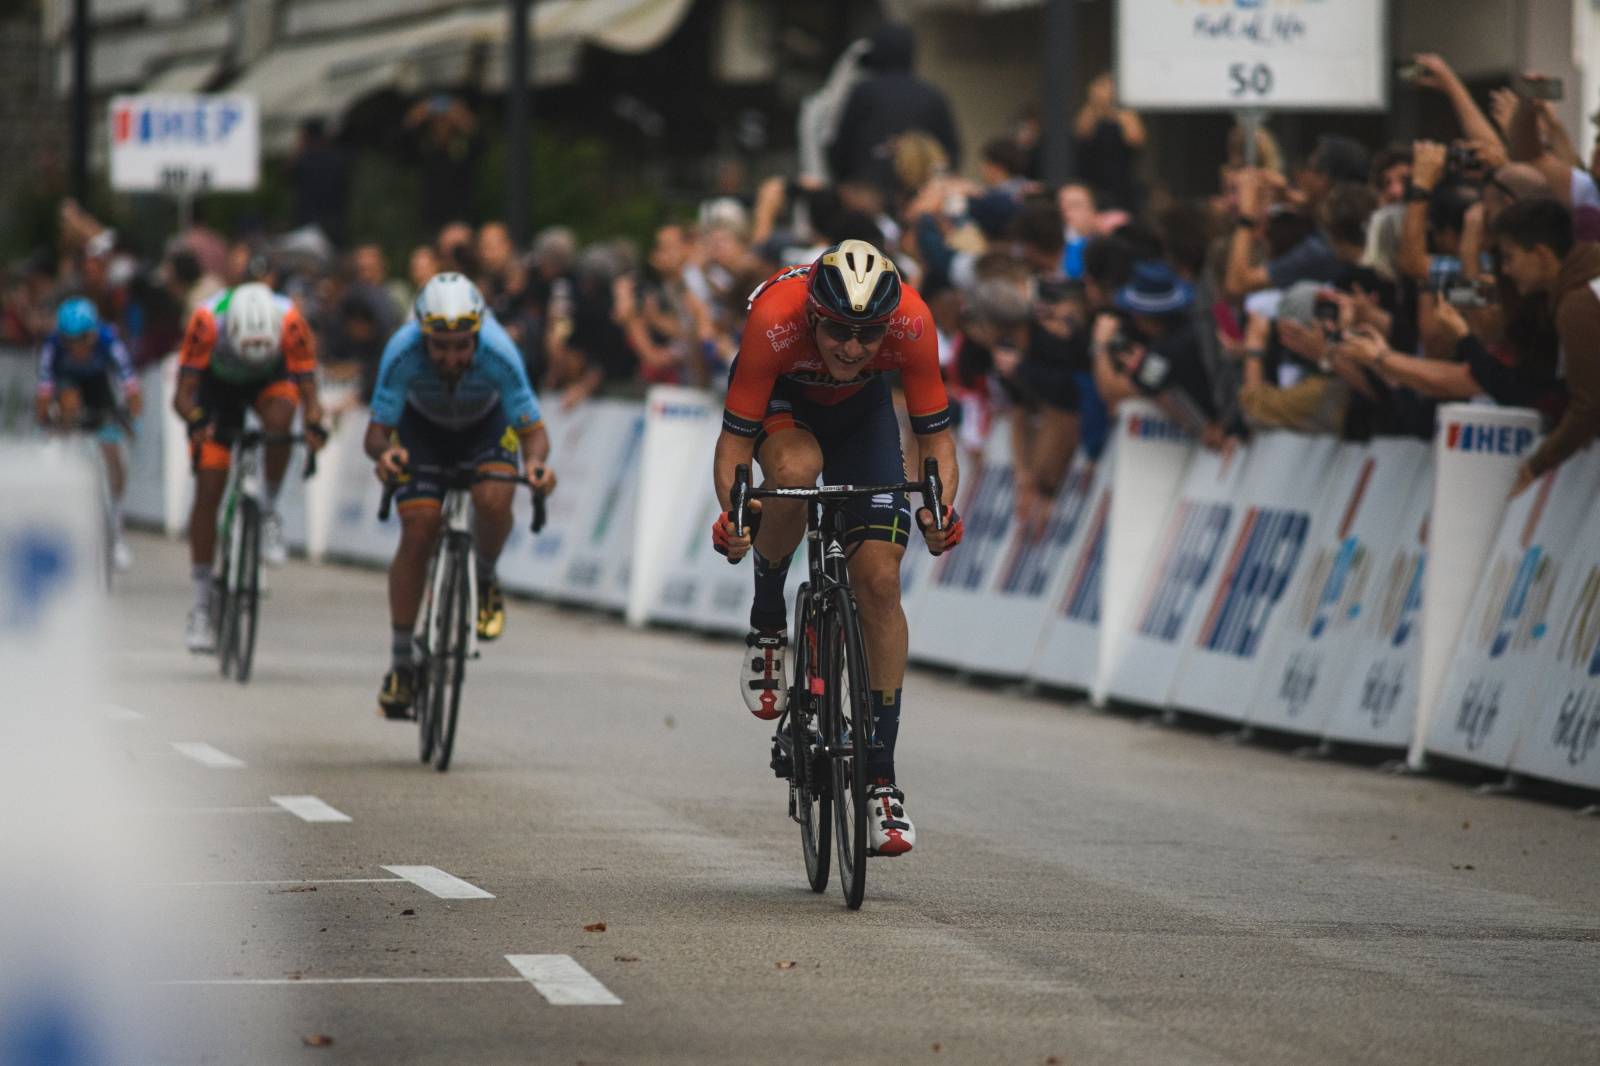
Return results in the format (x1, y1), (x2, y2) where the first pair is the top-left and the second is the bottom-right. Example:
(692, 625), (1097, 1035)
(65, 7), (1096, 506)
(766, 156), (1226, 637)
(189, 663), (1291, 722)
(211, 428), (318, 684)
(729, 458), (947, 910)
(379, 463), (546, 772)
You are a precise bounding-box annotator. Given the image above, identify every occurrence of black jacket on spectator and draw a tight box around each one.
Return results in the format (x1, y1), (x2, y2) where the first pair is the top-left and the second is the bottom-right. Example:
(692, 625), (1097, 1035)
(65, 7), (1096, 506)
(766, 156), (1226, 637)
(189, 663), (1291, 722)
(827, 25), (960, 191)
(1127, 318), (1218, 425)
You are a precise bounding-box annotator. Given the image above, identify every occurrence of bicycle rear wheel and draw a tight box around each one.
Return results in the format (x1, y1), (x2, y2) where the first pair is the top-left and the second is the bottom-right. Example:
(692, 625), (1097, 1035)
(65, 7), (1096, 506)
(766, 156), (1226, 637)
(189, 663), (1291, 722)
(432, 538), (472, 772)
(823, 587), (871, 910)
(231, 498), (262, 684)
(792, 585), (831, 893)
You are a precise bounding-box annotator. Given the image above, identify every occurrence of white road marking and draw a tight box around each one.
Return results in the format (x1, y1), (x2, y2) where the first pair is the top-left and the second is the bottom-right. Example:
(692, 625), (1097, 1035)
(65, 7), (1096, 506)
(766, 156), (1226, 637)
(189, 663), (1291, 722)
(381, 865), (494, 899)
(104, 704), (144, 721)
(505, 955), (623, 1006)
(270, 795), (352, 823)
(160, 977), (525, 986)
(170, 742), (245, 769)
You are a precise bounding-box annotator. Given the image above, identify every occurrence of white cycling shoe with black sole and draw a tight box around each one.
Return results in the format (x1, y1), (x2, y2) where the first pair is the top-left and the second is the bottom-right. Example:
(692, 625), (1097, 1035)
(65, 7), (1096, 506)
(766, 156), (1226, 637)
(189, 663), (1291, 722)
(866, 784), (915, 856)
(741, 629), (788, 720)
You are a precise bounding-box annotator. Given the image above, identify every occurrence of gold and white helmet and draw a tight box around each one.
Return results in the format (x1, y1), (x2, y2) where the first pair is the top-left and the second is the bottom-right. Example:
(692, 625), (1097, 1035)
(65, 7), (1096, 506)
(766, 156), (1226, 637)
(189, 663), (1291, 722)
(806, 239), (902, 325)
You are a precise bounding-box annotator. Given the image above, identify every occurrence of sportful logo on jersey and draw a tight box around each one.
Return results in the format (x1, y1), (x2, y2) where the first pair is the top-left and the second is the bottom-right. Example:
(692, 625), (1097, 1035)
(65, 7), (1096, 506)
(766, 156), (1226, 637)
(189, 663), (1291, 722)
(1124, 414), (1190, 442)
(1197, 507), (1311, 658)
(1443, 421), (1535, 455)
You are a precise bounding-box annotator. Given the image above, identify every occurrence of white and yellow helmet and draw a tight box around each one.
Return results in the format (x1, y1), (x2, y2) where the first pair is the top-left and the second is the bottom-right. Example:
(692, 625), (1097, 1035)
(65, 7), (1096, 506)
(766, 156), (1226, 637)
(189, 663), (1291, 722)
(806, 239), (902, 325)
(414, 271), (485, 334)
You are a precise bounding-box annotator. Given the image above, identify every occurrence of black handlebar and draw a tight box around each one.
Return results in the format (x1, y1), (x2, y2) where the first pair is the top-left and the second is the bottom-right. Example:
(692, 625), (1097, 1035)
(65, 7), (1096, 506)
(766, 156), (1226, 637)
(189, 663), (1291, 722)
(726, 458), (948, 563)
(198, 427), (323, 479)
(378, 463), (547, 535)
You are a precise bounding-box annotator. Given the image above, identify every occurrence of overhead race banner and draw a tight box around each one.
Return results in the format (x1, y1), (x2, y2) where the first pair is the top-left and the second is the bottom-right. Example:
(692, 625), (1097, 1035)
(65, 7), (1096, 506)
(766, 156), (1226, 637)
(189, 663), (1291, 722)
(1423, 448), (1600, 771)
(109, 95), (260, 193)
(1117, 0), (1386, 111)
(1247, 439), (1430, 738)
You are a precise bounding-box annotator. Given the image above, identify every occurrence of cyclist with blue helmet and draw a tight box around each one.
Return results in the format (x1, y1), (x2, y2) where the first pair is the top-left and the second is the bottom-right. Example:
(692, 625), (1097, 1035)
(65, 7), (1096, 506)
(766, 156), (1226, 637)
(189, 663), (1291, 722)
(365, 272), (559, 718)
(35, 296), (142, 569)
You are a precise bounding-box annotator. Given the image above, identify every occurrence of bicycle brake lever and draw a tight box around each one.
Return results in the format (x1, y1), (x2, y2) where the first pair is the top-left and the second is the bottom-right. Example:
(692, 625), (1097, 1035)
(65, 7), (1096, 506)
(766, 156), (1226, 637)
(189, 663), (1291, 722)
(729, 463), (751, 565)
(530, 490), (546, 534)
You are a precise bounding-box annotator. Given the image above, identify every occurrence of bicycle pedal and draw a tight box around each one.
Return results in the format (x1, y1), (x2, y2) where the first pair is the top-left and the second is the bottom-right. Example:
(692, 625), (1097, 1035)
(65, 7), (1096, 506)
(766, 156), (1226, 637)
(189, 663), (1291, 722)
(769, 740), (792, 779)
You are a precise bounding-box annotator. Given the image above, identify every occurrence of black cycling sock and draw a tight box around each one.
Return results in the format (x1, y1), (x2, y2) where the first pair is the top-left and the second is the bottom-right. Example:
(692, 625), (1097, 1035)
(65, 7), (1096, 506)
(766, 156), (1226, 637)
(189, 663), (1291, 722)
(391, 625), (414, 670)
(749, 548), (792, 632)
(476, 557), (497, 590)
(867, 688), (902, 785)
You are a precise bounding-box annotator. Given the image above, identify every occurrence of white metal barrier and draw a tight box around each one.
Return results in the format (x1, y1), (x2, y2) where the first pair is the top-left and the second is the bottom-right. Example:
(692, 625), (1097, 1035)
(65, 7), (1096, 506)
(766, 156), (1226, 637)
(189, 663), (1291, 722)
(113, 368), (1600, 797)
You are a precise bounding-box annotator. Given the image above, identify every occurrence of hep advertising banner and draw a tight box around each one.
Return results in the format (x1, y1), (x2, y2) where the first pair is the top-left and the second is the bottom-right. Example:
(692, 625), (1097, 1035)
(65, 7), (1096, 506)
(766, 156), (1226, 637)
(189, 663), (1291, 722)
(1246, 439), (1430, 738)
(1027, 442), (1118, 691)
(1510, 477), (1600, 789)
(1423, 447), (1600, 771)
(109, 95), (260, 193)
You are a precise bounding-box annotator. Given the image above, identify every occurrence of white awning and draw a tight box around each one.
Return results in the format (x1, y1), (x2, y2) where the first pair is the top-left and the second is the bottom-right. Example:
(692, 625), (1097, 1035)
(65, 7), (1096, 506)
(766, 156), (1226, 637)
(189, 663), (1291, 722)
(142, 56), (222, 94)
(225, 0), (695, 151)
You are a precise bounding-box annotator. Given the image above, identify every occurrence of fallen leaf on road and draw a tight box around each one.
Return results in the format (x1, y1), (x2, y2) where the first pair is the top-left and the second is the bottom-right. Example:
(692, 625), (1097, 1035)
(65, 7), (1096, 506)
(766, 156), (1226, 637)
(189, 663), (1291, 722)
(614, 955), (640, 963)
(400, 909), (416, 916)
(269, 885), (318, 894)
(931, 1043), (942, 1052)
(1462, 821), (1471, 829)
(302, 1034), (333, 1047)
(584, 921), (607, 933)
(664, 715), (676, 729)
(775, 960), (796, 970)
(1045, 1057), (1062, 1065)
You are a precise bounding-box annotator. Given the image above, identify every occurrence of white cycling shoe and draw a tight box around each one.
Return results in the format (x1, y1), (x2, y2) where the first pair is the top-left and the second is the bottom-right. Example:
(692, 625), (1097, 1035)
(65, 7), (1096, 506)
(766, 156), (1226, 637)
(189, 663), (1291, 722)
(866, 784), (915, 856)
(741, 630), (788, 720)
(184, 607), (216, 654)
(112, 536), (132, 572)
(262, 511), (288, 567)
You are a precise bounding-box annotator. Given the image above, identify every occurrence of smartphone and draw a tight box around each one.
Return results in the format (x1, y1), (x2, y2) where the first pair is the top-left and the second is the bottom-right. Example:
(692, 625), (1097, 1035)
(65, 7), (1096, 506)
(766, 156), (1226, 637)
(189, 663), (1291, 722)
(1519, 75), (1564, 101)
(1445, 281), (1495, 309)
(1396, 63), (1426, 83)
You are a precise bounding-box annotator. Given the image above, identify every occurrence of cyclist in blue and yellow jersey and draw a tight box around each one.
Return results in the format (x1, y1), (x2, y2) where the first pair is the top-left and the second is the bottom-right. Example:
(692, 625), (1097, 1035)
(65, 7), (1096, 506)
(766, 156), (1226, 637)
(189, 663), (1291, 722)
(35, 297), (142, 569)
(365, 273), (558, 719)
(174, 282), (326, 652)
(711, 239), (965, 857)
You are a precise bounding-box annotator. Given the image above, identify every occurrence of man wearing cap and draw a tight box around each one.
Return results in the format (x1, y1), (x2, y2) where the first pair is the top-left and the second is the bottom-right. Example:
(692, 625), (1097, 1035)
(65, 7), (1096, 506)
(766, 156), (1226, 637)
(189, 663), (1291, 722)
(1090, 260), (1225, 442)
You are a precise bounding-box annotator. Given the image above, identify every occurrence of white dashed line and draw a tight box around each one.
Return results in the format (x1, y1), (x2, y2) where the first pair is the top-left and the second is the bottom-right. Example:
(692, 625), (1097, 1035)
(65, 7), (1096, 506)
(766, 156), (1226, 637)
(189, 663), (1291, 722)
(170, 742), (245, 768)
(506, 955), (623, 1005)
(381, 865), (494, 899)
(270, 795), (352, 823)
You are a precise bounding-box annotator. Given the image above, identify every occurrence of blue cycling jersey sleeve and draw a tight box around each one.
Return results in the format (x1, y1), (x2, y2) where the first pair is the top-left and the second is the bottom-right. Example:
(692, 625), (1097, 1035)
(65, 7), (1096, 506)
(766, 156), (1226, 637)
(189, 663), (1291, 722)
(370, 322), (423, 426)
(36, 334), (60, 387)
(103, 326), (137, 385)
(479, 314), (542, 428)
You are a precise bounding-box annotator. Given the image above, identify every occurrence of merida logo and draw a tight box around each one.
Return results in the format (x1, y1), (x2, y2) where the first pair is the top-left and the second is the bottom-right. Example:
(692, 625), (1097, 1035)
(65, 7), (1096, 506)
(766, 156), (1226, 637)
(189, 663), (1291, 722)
(1445, 423), (1534, 455)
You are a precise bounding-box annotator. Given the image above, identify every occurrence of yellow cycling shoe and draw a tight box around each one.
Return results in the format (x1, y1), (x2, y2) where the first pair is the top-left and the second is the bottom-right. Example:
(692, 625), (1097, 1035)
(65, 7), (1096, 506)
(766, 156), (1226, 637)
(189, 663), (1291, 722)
(477, 579), (505, 641)
(378, 665), (416, 720)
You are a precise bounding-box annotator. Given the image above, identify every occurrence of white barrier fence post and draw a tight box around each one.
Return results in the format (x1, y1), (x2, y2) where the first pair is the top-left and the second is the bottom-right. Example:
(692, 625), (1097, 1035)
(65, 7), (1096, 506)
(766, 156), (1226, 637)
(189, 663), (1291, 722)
(1092, 402), (1196, 705)
(628, 387), (717, 627)
(1407, 404), (1541, 770)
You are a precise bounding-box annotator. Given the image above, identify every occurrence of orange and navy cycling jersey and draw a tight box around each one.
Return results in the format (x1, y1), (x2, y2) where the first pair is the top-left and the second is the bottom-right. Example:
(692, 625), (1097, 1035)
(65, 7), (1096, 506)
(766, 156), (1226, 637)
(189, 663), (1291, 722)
(178, 292), (317, 386)
(722, 266), (952, 438)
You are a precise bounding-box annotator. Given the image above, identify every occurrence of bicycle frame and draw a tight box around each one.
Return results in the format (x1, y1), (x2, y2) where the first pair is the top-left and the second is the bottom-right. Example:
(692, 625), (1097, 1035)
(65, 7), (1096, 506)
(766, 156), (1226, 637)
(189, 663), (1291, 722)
(420, 487), (480, 664)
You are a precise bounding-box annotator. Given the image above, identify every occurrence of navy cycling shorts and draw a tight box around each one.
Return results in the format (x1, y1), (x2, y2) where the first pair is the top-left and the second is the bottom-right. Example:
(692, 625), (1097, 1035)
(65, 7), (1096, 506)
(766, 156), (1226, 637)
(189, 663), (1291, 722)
(753, 374), (912, 547)
(393, 405), (519, 509)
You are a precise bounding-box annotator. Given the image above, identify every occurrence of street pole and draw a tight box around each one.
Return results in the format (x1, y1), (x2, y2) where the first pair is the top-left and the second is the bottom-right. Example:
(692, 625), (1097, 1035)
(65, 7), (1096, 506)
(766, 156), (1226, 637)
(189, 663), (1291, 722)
(507, 0), (532, 246)
(1042, 0), (1077, 187)
(71, 0), (90, 204)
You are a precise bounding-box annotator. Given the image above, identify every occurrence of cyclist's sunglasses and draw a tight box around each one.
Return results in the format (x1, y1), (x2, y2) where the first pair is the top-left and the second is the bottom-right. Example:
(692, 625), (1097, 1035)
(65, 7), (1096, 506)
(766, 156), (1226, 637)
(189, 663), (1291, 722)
(421, 313), (481, 334)
(817, 319), (888, 344)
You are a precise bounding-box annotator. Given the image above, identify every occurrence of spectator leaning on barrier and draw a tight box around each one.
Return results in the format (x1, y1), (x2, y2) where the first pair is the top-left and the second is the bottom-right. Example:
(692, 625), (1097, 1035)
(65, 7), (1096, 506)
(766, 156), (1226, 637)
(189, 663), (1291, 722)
(1493, 199), (1600, 494)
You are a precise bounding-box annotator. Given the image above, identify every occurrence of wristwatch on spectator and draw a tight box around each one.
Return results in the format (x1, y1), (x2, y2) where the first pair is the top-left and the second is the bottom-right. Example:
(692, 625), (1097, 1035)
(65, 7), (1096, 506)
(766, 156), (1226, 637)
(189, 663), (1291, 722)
(1404, 181), (1433, 202)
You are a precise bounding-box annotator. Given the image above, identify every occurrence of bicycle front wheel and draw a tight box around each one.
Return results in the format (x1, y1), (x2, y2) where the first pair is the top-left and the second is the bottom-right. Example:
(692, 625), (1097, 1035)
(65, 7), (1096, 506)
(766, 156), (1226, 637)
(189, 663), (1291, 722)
(823, 587), (871, 910)
(792, 584), (831, 893)
(432, 539), (472, 772)
(231, 498), (262, 684)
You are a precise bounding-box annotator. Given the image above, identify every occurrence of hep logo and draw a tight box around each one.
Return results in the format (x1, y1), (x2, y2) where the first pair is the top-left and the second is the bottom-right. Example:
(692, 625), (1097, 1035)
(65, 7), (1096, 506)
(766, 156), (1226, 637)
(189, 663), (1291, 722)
(1126, 415), (1189, 442)
(112, 100), (246, 147)
(3, 529), (74, 632)
(1444, 422), (1534, 456)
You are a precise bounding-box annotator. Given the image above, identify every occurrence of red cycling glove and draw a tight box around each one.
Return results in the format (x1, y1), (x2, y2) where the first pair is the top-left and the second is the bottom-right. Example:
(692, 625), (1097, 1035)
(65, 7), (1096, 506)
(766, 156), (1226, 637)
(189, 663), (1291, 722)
(917, 505), (964, 555)
(712, 506), (763, 558)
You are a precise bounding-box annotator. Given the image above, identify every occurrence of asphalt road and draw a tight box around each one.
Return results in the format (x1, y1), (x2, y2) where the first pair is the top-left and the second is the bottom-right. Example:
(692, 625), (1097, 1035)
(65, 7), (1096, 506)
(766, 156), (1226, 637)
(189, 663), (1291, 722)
(101, 533), (1598, 1065)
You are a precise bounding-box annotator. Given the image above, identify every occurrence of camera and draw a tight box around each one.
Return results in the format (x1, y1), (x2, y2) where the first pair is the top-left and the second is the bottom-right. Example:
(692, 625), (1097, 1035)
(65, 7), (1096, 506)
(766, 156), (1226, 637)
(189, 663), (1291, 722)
(1518, 75), (1564, 101)
(1445, 144), (1481, 178)
(1444, 279), (1496, 309)
(1313, 296), (1343, 341)
(1107, 330), (1136, 358)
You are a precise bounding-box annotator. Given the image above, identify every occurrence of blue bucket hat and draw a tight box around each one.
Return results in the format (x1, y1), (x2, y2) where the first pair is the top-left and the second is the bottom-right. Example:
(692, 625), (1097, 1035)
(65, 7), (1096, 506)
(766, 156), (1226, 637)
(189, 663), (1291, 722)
(1113, 260), (1194, 316)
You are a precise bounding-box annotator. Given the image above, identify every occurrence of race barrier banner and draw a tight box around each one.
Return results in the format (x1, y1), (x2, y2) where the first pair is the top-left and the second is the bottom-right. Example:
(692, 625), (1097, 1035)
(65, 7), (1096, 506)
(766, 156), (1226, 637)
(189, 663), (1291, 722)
(1319, 459), (1434, 749)
(1408, 403), (1541, 769)
(1422, 445), (1600, 772)
(1025, 442), (1117, 691)
(1168, 432), (1340, 722)
(1508, 478), (1600, 790)
(1245, 438), (1431, 739)
(1103, 440), (1250, 707)
(109, 380), (1598, 798)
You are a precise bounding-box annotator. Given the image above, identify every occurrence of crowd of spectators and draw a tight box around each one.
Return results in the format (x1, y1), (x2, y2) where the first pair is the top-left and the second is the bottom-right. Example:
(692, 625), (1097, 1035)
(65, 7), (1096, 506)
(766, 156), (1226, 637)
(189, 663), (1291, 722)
(7, 34), (1600, 513)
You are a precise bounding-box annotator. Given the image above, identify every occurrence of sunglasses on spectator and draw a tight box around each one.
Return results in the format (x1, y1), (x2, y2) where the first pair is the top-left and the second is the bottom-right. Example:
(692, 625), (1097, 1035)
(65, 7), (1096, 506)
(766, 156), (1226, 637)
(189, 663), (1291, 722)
(817, 319), (888, 344)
